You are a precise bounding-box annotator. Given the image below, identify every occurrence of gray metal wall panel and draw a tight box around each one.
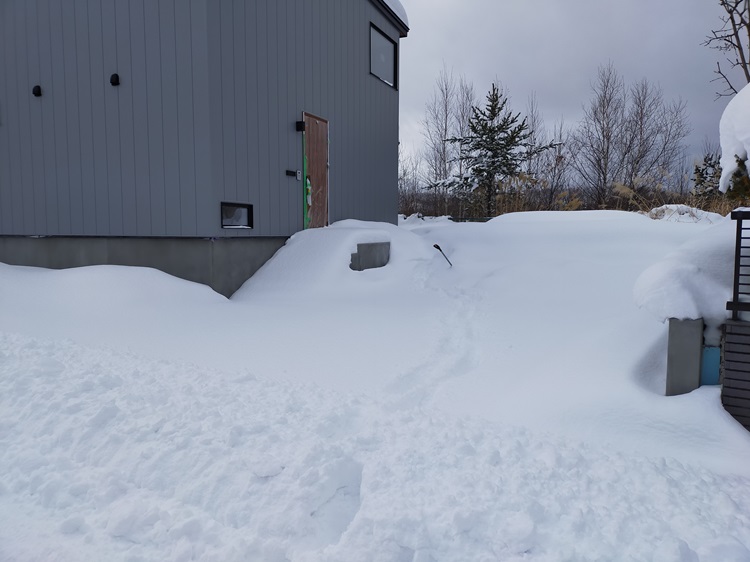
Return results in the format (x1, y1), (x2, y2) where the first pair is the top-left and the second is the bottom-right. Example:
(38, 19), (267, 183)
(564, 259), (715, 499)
(271, 2), (282, 233)
(74, 0), (96, 234)
(267, 1), (281, 235)
(244, 0), (258, 221)
(191, 0), (213, 236)
(312, 2), (322, 113)
(205, 0), (223, 235)
(291, 1), (305, 233)
(278, 1), (290, 234)
(144, 0), (166, 235)
(344, 0), (355, 221)
(326, 1), (337, 220)
(0, 1), (14, 232)
(129, 0), (151, 235)
(61, 2), (83, 234)
(115, 0), (138, 236)
(87, 0), (110, 234)
(232, 0), (247, 208)
(175, 3), (197, 235)
(101, 0), (122, 235)
(159, 0), (181, 235)
(277, 1), (294, 235)
(32, 0), (49, 230)
(48, 0), (69, 234)
(23, 3), (43, 233)
(257, 1), (271, 236)
(0, 0), (401, 238)
(219, 0), (236, 206)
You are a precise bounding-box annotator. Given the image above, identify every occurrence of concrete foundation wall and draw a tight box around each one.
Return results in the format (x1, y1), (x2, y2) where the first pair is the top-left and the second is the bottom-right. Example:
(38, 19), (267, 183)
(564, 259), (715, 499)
(0, 236), (287, 297)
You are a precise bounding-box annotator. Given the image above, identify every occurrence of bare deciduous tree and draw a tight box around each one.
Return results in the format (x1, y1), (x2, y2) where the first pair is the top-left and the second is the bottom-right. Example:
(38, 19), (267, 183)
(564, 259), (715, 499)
(524, 93), (546, 181)
(398, 145), (423, 217)
(515, 100), (572, 211)
(570, 63), (628, 207)
(421, 64), (456, 214)
(419, 67), (481, 217)
(450, 75), (477, 217)
(569, 64), (689, 208)
(705, 0), (750, 97)
(621, 80), (690, 193)
(538, 118), (571, 208)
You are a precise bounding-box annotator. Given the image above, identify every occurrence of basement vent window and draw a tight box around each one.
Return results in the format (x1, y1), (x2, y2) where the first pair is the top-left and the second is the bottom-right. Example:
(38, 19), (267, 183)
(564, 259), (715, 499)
(370, 25), (396, 88)
(221, 203), (253, 229)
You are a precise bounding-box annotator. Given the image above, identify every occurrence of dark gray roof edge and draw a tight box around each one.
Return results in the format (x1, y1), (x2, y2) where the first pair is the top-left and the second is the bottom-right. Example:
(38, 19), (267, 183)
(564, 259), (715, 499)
(370, 0), (409, 37)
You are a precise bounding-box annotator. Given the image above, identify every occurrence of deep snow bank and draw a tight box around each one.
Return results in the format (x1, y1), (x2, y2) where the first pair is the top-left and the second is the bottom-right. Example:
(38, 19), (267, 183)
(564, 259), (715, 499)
(634, 220), (734, 343)
(3, 213), (750, 560)
(647, 204), (725, 224)
(232, 220), (434, 299)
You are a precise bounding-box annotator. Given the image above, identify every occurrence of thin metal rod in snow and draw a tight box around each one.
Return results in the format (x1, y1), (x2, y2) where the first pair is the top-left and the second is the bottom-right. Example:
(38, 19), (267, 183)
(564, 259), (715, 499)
(433, 244), (453, 267)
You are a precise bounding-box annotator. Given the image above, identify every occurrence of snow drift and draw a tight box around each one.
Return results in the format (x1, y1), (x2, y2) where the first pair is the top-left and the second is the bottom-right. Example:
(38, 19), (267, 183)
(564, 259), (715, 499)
(2, 211), (750, 561)
(634, 218), (734, 344)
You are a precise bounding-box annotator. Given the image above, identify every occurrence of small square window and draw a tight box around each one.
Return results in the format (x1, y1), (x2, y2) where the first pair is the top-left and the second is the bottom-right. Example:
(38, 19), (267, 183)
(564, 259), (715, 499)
(370, 25), (397, 88)
(221, 202), (253, 229)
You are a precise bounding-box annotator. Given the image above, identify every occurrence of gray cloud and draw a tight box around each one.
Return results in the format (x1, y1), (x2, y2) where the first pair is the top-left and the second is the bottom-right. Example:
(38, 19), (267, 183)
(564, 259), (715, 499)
(399, 0), (735, 160)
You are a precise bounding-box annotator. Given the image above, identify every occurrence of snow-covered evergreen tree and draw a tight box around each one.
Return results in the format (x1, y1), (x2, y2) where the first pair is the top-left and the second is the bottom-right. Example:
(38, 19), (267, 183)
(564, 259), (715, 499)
(692, 152), (721, 195)
(453, 84), (539, 217)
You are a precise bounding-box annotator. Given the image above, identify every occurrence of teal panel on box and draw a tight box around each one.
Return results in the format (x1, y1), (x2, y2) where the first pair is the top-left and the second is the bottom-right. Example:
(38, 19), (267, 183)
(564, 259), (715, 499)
(701, 346), (721, 386)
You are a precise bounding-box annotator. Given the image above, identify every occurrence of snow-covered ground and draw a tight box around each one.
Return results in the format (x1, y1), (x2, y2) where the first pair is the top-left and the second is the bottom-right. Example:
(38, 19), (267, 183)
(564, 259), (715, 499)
(2, 210), (750, 561)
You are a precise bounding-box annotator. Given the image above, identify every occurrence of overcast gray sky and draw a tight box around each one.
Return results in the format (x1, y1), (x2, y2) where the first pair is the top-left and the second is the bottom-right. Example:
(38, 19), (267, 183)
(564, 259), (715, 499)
(398, 0), (736, 162)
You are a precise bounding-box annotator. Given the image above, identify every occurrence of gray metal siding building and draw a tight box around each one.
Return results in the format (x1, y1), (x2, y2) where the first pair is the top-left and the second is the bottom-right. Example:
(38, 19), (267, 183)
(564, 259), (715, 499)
(0, 0), (407, 294)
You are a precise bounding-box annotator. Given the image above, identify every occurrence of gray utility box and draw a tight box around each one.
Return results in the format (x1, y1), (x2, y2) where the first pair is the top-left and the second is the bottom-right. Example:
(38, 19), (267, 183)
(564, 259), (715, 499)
(666, 318), (704, 396)
(350, 242), (391, 272)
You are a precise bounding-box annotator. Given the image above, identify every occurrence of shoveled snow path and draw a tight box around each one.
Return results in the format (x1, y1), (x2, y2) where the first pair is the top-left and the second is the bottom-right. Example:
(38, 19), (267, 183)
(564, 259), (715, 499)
(2, 332), (750, 562)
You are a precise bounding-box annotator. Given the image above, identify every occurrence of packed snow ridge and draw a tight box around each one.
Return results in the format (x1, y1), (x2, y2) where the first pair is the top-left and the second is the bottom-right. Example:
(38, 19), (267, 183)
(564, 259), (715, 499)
(2, 210), (750, 561)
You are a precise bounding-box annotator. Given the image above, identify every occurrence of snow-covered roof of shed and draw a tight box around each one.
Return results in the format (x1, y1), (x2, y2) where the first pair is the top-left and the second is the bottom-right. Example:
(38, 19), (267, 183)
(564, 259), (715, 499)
(383, 0), (408, 28)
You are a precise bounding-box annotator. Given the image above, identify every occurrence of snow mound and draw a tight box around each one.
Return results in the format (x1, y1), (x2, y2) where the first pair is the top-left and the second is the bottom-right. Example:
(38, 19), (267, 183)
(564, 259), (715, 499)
(634, 221), (735, 343)
(398, 214), (454, 229)
(0, 262), (225, 331)
(719, 82), (750, 192)
(647, 205), (726, 224)
(4, 210), (750, 560)
(488, 209), (650, 224)
(232, 220), (435, 299)
(0, 263), (225, 307)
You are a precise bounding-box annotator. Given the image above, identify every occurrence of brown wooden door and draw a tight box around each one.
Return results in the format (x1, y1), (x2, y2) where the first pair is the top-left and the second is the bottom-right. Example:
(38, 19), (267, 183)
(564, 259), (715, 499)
(303, 113), (329, 229)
